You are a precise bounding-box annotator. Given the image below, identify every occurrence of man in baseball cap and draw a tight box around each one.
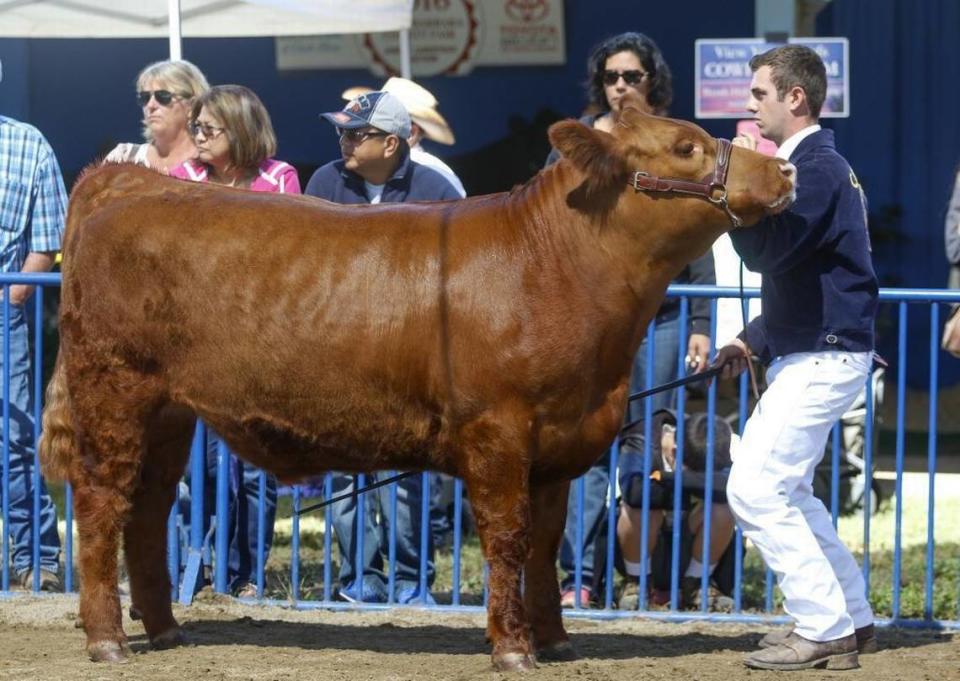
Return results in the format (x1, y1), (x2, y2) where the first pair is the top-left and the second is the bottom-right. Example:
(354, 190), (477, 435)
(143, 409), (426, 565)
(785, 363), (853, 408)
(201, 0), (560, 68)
(306, 90), (459, 206)
(341, 78), (465, 198)
(303, 90), (461, 604)
(320, 90), (411, 141)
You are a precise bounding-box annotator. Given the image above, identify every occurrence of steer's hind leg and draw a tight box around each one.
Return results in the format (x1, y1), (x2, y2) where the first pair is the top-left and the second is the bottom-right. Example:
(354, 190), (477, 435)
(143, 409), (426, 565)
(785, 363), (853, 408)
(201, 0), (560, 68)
(67, 364), (168, 662)
(525, 479), (576, 662)
(123, 404), (195, 650)
(71, 372), (160, 662)
(461, 428), (535, 671)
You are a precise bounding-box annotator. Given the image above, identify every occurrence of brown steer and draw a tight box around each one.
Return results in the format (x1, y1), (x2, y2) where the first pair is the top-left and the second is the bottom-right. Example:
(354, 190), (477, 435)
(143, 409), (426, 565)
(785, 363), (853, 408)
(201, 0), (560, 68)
(40, 96), (794, 670)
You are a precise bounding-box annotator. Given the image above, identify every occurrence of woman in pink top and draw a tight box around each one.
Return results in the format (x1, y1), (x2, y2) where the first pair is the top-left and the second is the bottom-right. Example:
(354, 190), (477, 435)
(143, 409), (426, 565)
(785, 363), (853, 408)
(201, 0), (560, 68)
(171, 84), (300, 194)
(171, 84), (298, 599)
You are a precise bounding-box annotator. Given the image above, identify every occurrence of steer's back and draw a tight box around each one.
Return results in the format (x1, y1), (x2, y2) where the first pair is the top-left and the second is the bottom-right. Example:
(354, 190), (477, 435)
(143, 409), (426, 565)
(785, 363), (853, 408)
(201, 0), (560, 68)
(62, 164), (553, 475)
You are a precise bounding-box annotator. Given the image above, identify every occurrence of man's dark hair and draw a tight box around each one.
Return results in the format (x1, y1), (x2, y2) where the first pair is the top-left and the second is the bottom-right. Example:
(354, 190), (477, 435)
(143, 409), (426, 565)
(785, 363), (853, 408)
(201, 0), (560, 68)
(683, 413), (732, 472)
(585, 32), (672, 115)
(749, 44), (827, 119)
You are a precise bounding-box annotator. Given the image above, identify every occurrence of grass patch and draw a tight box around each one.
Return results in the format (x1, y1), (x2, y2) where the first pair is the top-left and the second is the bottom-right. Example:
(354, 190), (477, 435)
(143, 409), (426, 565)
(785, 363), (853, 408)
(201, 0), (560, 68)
(738, 541), (960, 621)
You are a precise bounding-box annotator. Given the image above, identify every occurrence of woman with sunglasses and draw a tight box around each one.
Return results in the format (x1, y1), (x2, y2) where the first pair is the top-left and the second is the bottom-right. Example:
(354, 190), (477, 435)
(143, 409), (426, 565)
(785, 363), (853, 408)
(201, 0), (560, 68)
(105, 59), (209, 170)
(170, 84), (298, 599)
(544, 32), (716, 610)
(171, 84), (299, 193)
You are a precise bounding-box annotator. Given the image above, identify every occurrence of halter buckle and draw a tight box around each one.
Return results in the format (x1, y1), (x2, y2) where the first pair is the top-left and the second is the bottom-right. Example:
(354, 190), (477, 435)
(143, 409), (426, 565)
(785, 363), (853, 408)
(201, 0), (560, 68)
(630, 171), (653, 192)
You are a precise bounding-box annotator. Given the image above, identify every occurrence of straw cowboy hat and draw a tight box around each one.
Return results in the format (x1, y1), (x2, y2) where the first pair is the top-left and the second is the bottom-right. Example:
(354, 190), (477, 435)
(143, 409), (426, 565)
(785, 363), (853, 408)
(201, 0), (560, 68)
(341, 77), (455, 145)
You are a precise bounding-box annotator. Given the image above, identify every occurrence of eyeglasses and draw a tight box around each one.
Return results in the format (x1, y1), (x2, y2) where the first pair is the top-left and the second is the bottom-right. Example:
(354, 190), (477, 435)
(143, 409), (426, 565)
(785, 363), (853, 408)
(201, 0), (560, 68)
(338, 128), (388, 144)
(601, 70), (648, 86)
(188, 121), (226, 138)
(136, 89), (182, 107)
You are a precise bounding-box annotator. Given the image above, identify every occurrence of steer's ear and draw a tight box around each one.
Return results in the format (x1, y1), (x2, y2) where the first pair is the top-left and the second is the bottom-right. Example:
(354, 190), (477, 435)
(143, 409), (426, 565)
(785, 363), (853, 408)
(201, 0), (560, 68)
(548, 120), (629, 200)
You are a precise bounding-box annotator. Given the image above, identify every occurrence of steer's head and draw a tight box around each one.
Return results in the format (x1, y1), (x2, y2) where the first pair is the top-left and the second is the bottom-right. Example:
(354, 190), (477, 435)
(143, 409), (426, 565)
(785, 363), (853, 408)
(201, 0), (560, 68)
(548, 92), (795, 254)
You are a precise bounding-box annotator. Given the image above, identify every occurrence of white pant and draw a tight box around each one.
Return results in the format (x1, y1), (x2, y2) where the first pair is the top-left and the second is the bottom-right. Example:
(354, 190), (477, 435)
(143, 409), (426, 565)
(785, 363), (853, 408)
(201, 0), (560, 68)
(727, 351), (874, 641)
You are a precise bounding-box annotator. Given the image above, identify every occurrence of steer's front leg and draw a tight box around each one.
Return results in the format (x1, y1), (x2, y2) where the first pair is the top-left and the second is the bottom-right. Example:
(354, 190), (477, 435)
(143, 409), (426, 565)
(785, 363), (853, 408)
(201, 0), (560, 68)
(525, 479), (576, 661)
(463, 453), (534, 671)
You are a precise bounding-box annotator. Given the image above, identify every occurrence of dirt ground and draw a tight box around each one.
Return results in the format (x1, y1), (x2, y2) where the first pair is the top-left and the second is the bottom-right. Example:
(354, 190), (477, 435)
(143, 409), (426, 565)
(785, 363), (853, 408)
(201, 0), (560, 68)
(0, 595), (957, 681)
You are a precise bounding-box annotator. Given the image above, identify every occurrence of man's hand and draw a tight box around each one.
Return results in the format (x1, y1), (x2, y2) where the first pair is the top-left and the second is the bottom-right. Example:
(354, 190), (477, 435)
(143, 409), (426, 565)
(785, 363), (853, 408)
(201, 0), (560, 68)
(712, 338), (750, 379)
(8, 285), (32, 306)
(687, 333), (711, 373)
(8, 252), (56, 306)
(733, 134), (758, 152)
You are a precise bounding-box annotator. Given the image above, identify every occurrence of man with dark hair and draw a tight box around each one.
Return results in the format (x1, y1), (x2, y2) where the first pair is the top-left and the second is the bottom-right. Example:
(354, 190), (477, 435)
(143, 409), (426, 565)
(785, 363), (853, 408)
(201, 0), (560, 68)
(615, 410), (736, 612)
(682, 412), (732, 472)
(305, 90), (460, 205)
(305, 91), (460, 605)
(714, 44), (878, 670)
(749, 45), (827, 119)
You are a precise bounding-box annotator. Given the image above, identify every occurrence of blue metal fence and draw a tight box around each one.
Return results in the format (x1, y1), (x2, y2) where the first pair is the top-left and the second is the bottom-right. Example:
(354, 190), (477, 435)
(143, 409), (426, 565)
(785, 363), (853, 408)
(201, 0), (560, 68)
(2, 274), (959, 630)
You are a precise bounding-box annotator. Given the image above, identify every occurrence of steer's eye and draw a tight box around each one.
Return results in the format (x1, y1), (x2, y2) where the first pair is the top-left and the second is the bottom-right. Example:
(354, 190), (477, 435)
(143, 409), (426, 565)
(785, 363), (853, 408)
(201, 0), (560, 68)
(675, 140), (696, 157)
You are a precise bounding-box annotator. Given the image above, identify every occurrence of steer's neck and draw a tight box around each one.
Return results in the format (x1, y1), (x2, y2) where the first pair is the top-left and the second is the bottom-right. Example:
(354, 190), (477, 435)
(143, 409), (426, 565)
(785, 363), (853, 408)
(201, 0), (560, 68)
(511, 165), (668, 366)
(516, 160), (725, 379)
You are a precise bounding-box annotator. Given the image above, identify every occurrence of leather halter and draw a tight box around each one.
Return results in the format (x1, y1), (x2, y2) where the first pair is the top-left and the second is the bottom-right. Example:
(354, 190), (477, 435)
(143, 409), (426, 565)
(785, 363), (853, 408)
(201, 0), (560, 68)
(628, 138), (743, 228)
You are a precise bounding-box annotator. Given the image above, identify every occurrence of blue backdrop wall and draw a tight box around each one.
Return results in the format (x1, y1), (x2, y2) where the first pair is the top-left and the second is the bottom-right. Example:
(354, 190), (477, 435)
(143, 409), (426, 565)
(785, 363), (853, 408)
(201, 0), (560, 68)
(1, 0), (957, 387)
(818, 0), (960, 386)
(0, 0), (752, 179)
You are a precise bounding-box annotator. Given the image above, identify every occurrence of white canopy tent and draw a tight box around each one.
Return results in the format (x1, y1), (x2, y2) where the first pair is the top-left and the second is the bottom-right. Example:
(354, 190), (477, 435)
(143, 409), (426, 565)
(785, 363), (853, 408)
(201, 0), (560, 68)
(0, 0), (413, 75)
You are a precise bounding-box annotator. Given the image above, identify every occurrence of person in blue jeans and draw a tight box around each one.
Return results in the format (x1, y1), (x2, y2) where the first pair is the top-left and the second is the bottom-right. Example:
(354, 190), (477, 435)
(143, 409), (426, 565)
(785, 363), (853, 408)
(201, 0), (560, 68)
(0, 104), (68, 591)
(5, 305), (63, 590)
(203, 431), (278, 596)
(330, 472), (434, 604)
(545, 32), (714, 607)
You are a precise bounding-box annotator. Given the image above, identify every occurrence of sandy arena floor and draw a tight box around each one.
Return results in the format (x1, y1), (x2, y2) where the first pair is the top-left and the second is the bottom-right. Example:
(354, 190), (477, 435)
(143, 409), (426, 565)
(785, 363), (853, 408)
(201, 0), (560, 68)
(0, 594), (957, 681)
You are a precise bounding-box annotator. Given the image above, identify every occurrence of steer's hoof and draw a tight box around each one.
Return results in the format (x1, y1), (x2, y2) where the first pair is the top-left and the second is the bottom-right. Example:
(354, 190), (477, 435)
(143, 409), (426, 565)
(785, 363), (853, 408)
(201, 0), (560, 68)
(492, 652), (536, 672)
(87, 640), (131, 663)
(151, 627), (187, 650)
(536, 640), (578, 662)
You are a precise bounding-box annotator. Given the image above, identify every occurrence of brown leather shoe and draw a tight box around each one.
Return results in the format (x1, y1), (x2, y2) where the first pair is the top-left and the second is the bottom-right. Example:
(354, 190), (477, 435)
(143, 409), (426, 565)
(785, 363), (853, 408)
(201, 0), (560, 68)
(760, 624), (878, 654)
(745, 632), (859, 671)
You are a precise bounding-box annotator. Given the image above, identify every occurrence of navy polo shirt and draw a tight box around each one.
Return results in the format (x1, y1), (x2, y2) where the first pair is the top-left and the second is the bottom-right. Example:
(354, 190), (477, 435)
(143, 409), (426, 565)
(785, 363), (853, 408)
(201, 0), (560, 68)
(304, 150), (461, 204)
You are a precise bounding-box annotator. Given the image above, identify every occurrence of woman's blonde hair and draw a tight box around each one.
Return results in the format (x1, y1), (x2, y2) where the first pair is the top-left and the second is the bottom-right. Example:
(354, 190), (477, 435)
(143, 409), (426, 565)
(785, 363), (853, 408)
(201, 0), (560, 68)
(190, 85), (278, 171)
(136, 59), (209, 142)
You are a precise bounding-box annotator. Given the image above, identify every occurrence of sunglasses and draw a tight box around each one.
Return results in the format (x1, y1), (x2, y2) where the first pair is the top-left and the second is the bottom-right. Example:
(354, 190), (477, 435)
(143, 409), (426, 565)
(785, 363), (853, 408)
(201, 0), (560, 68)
(136, 89), (181, 107)
(188, 121), (226, 139)
(338, 128), (388, 144)
(602, 70), (648, 86)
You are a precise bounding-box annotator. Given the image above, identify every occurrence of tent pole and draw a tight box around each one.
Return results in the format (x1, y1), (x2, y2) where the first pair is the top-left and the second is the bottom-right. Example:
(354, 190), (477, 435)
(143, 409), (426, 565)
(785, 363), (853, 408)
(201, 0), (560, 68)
(168, 0), (183, 60)
(399, 29), (411, 78)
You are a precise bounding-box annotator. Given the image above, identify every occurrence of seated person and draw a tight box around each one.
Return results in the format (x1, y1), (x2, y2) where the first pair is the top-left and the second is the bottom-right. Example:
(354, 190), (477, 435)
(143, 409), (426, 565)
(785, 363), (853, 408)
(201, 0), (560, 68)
(616, 410), (737, 610)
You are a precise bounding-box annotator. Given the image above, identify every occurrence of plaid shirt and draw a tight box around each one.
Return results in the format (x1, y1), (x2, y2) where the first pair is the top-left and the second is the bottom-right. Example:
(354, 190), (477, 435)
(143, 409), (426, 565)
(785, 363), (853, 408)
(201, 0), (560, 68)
(0, 116), (67, 274)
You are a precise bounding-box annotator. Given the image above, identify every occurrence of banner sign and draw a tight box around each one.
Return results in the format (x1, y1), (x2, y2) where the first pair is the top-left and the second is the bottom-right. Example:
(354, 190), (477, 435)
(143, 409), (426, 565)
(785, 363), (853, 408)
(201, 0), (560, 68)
(695, 37), (849, 119)
(276, 0), (565, 77)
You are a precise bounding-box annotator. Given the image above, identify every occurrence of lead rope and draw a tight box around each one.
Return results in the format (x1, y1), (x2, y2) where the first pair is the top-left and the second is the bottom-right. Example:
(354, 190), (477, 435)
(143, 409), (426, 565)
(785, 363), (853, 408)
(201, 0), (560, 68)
(296, 471), (418, 516)
(740, 258), (761, 400)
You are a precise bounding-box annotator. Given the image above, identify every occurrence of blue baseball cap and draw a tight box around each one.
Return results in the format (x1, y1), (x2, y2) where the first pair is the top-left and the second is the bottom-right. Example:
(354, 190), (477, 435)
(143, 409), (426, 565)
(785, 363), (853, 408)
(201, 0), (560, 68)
(320, 90), (411, 139)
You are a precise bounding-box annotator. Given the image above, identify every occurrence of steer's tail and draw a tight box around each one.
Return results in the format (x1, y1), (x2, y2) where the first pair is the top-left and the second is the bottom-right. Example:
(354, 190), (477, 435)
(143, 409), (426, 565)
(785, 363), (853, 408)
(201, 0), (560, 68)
(38, 353), (77, 483)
